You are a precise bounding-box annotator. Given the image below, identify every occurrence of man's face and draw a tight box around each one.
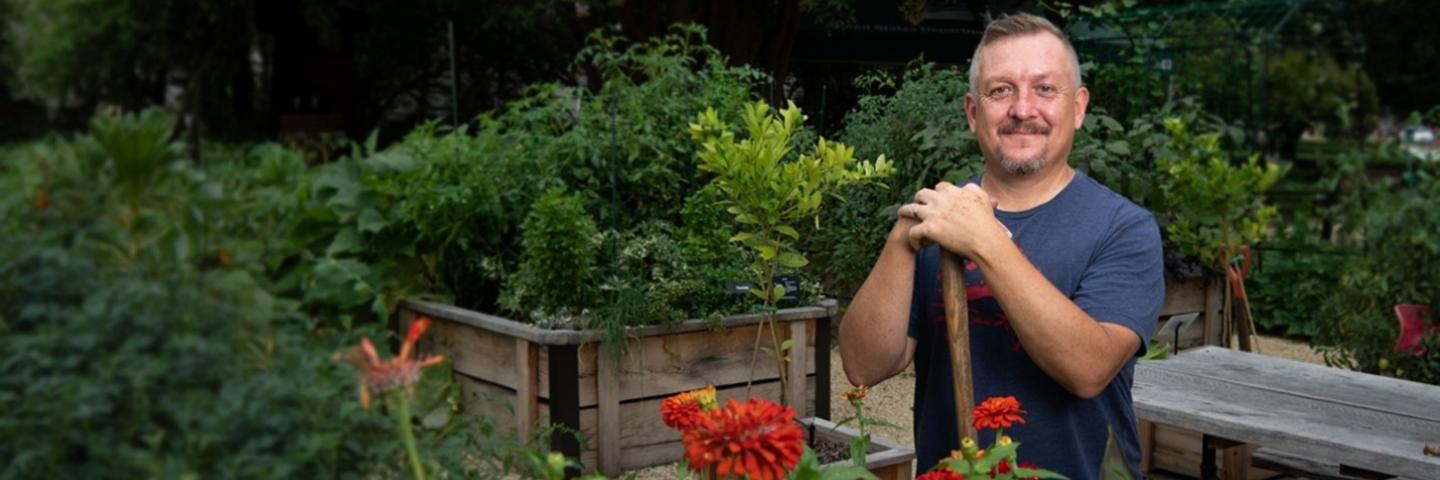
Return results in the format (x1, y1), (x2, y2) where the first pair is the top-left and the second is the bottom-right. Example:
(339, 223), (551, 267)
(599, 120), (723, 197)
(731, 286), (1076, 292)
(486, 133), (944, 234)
(965, 33), (1089, 176)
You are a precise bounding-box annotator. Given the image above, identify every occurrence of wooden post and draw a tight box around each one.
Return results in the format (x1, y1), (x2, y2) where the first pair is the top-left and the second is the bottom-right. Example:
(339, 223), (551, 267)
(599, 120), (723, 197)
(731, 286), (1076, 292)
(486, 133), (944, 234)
(786, 320), (809, 413)
(940, 251), (977, 443)
(597, 349), (620, 475)
(816, 315), (832, 420)
(515, 338), (538, 441)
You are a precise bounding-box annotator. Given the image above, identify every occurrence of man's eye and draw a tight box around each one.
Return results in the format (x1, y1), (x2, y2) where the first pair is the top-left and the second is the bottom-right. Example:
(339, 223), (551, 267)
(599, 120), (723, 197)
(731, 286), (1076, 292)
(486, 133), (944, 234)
(989, 86), (1012, 97)
(1037, 85), (1058, 95)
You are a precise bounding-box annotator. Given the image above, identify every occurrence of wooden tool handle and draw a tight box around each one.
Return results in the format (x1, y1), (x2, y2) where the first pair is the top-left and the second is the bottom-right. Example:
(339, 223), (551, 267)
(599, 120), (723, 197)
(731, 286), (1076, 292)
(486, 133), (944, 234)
(941, 250), (977, 443)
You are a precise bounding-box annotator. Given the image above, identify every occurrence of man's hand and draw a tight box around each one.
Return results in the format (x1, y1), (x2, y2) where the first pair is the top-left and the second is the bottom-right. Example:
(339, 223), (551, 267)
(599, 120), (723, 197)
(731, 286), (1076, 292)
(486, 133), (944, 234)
(900, 182), (1009, 256)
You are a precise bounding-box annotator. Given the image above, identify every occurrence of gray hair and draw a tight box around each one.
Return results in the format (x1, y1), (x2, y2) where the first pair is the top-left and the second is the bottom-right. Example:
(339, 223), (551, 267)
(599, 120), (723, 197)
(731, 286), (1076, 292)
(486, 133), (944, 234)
(967, 12), (1083, 95)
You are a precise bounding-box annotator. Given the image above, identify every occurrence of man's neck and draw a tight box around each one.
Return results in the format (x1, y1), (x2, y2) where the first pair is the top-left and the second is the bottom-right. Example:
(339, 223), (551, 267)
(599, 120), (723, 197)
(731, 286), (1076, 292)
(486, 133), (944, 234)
(981, 163), (1076, 212)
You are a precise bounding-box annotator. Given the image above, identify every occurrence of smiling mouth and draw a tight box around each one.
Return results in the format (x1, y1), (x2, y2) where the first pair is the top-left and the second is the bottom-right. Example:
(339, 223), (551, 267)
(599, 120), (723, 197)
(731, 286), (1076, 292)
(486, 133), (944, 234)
(999, 122), (1050, 135)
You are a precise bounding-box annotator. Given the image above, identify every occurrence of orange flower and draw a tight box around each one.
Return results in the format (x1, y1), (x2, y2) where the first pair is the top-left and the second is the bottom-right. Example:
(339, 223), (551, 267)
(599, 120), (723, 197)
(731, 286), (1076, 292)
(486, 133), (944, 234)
(341, 317), (446, 409)
(661, 385), (717, 431)
(842, 385), (869, 403)
(682, 398), (804, 480)
(972, 396), (1026, 430)
(918, 470), (965, 480)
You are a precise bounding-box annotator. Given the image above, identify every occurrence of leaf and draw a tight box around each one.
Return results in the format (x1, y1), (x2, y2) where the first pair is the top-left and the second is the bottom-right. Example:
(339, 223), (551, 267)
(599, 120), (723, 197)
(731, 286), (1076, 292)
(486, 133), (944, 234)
(777, 252), (809, 268)
(325, 229), (363, 256)
(356, 208), (386, 234)
(849, 433), (869, 468)
(818, 465), (879, 480)
(1099, 426), (1135, 480)
(754, 244), (777, 260)
(776, 225), (801, 239)
(730, 232), (756, 244)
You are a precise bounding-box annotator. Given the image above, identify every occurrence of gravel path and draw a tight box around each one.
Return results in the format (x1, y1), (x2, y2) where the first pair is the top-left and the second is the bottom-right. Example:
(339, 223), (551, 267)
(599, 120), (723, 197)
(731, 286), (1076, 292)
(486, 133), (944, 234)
(628, 334), (1324, 479)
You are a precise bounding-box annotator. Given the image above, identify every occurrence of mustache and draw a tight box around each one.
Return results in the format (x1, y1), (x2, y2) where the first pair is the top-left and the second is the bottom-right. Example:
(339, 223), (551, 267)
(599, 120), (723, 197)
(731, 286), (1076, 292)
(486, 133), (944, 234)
(999, 121), (1051, 135)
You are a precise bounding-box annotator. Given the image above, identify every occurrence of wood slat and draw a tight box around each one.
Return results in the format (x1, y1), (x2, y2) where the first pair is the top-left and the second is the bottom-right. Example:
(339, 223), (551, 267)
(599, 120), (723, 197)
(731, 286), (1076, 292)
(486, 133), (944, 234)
(554, 320), (818, 408)
(1160, 276), (1210, 316)
(1150, 346), (1440, 423)
(597, 353), (621, 475)
(515, 338), (538, 441)
(460, 373), (818, 473)
(437, 313), (818, 408)
(786, 320), (808, 410)
(402, 298), (837, 346)
(1134, 360), (1440, 479)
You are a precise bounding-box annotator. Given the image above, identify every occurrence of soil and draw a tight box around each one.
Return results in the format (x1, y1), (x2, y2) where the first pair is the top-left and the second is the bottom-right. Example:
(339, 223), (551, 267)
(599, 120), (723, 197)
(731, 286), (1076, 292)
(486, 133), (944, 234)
(628, 334), (1324, 479)
(811, 437), (850, 465)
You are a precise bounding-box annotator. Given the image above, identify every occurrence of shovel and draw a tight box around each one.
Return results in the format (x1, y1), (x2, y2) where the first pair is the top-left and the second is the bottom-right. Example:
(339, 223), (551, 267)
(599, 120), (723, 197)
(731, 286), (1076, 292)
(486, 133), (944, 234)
(941, 250), (978, 443)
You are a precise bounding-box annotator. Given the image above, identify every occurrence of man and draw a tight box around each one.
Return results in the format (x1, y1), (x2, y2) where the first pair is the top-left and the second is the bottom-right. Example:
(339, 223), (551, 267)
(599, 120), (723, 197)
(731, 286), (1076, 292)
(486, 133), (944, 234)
(838, 12), (1163, 479)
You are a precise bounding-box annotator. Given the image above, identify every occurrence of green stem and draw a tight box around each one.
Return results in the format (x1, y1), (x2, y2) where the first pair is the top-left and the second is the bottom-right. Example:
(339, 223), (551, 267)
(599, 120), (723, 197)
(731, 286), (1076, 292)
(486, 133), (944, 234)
(394, 392), (427, 480)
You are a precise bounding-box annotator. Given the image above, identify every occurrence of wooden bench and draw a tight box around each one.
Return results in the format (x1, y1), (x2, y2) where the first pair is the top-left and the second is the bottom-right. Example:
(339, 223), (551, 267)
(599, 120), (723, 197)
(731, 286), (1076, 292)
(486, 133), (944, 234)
(1133, 346), (1440, 480)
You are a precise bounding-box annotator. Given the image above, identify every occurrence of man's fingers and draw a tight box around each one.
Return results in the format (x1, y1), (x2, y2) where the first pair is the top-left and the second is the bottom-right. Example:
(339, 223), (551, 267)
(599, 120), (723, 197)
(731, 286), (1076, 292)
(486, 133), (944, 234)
(907, 222), (927, 251)
(912, 188), (937, 205)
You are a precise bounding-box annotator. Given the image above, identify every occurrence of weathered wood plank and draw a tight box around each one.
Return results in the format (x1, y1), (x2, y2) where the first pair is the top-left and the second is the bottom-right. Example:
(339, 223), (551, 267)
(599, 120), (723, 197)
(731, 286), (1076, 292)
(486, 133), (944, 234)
(786, 320), (808, 410)
(1134, 358), (1440, 479)
(402, 298), (837, 346)
(547, 320), (818, 408)
(597, 354), (621, 475)
(515, 338), (538, 441)
(1161, 276), (1209, 316)
(1148, 346), (1440, 423)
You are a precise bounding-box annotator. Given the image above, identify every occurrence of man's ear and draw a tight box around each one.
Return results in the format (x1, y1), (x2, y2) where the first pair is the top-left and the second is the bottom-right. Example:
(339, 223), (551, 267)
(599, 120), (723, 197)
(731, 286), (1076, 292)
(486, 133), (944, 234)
(1074, 86), (1090, 127)
(965, 92), (978, 132)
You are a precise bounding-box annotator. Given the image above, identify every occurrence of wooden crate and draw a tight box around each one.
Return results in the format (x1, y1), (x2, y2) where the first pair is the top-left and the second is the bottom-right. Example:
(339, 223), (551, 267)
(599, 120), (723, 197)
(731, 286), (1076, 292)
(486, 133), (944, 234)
(1141, 422), (1280, 480)
(1154, 275), (1226, 350)
(802, 417), (916, 480)
(399, 299), (837, 475)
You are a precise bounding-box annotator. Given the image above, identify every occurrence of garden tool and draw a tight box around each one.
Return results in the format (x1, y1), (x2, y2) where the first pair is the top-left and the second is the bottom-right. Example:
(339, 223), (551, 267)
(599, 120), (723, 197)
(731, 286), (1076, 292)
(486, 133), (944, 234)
(941, 250), (978, 443)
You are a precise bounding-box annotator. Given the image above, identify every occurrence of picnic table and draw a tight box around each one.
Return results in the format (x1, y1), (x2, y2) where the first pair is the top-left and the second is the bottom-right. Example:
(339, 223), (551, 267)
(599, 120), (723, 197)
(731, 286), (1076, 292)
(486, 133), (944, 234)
(1133, 346), (1440, 480)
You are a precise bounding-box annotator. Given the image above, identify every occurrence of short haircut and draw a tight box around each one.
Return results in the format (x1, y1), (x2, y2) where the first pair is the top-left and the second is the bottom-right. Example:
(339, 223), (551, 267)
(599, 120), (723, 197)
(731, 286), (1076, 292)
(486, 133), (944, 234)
(967, 12), (1083, 94)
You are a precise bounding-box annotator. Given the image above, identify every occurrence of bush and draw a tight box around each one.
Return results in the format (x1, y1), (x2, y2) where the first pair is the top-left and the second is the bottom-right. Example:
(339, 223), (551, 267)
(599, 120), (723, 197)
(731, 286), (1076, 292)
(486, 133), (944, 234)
(811, 64), (979, 296)
(1311, 147), (1440, 383)
(501, 187), (599, 325)
(0, 110), (548, 478)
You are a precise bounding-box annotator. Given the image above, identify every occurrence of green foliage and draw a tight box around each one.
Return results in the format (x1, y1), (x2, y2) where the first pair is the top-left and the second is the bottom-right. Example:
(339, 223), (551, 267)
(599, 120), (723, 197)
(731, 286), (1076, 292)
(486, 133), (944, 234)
(811, 64), (976, 296)
(502, 187), (599, 325)
(1153, 117), (1282, 269)
(1310, 150), (1440, 384)
(1262, 52), (1379, 151)
(1247, 221), (1348, 338)
(551, 24), (767, 230)
(0, 110), (555, 478)
(690, 100), (893, 305)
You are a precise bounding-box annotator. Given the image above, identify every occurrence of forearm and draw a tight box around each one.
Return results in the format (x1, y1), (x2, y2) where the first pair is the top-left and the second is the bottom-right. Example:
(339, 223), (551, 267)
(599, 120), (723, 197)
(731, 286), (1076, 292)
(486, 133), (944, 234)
(839, 228), (917, 387)
(972, 239), (1138, 398)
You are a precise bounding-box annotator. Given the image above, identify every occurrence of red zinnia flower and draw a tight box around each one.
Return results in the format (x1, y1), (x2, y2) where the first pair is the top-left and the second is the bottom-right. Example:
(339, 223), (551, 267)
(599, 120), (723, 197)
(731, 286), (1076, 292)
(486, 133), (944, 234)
(661, 385), (717, 431)
(972, 396), (1026, 430)
(918, 470), (965, 480)
(340, 317), (446, 409)
(682, 398), (804, 480)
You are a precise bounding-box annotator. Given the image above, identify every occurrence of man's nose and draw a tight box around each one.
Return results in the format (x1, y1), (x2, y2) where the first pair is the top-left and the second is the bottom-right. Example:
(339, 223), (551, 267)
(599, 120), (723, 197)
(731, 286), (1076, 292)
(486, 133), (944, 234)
(1007, 89), (1039, 119)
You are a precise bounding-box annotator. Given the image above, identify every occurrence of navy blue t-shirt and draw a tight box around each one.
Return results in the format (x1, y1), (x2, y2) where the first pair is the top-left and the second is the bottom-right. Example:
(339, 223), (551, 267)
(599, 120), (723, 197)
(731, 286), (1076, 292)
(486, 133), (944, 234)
(907, 170), (1163, 479)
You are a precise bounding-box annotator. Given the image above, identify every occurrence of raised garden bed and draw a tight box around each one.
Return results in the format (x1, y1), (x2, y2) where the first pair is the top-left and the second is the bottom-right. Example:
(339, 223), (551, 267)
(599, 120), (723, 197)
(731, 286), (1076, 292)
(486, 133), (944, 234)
(399, 298), (837, 475)
(801, 417), (915, 480)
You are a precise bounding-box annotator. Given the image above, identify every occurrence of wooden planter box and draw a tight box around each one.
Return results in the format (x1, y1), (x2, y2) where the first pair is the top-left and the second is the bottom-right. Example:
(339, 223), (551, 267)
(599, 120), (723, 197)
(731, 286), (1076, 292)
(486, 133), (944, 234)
(801, 417), (916, 480)
(398, 298), (837, 476)
(1153, 274), (1226, 350)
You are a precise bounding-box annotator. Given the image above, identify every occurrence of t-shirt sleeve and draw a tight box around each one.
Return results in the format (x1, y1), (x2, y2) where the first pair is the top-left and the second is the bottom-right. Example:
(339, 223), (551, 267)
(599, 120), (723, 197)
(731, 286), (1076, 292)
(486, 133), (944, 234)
(907, 245), (936, 340)
(1072, 208), (1165, 357)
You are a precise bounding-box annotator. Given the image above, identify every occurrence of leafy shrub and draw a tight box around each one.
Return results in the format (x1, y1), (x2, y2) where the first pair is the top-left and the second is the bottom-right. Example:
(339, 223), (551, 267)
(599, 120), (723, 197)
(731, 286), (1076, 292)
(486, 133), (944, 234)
(1311, 148), (1440, 383)
(501, 187), (599, 325)
(812, 64), (978, 296)
(0, 111), (548, 478)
